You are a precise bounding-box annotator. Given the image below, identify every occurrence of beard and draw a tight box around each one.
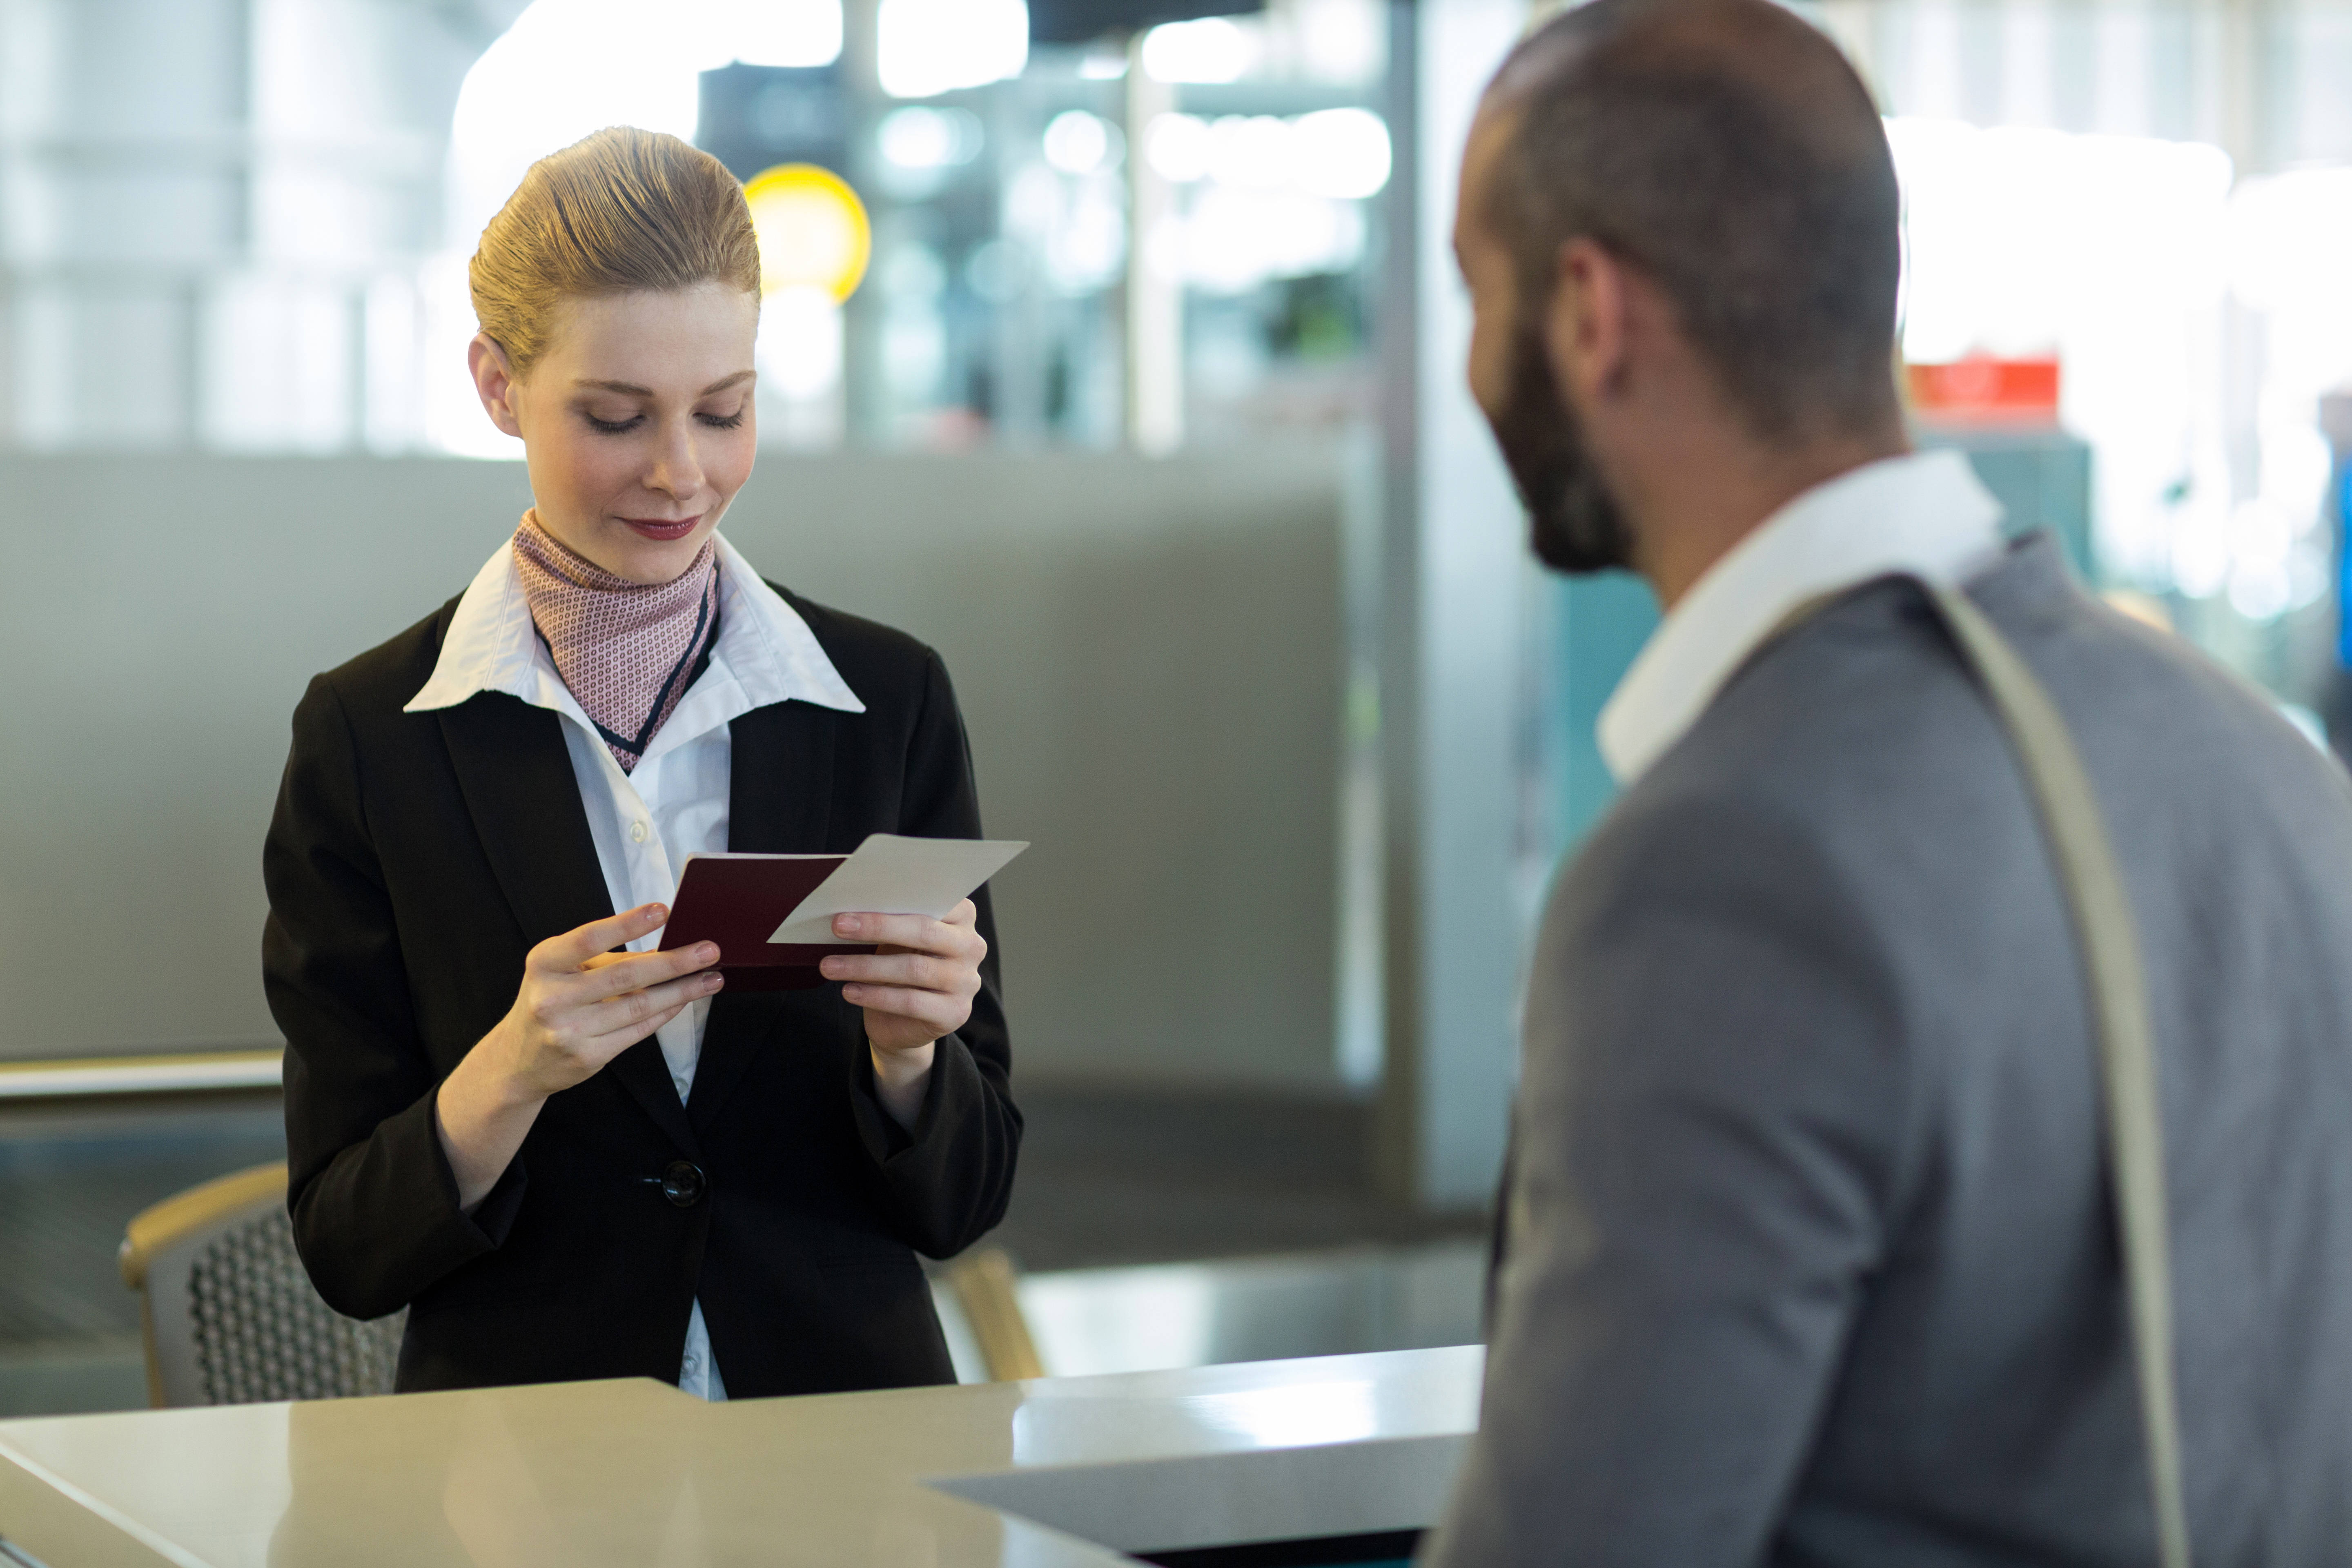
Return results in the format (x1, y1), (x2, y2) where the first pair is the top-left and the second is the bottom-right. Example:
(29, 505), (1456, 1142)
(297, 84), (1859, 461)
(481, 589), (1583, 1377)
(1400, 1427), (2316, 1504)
(1487, 320), (1634, 575)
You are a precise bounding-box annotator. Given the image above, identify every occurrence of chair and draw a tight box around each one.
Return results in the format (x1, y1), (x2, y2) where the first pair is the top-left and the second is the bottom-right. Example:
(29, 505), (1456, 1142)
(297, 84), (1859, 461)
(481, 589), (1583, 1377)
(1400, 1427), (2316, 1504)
(942, 1247), (1046, 1381)
(117, 1162), (405, 1408)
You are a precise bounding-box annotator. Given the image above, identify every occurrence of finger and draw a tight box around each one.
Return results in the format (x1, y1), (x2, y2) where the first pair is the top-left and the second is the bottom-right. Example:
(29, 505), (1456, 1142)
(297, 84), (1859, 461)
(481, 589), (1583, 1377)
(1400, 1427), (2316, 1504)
(579, 969), (725, 1036)
(820, 951), (967, 991)
(534, 904), (671, 971)
(831, 911), (973, 954)
(583, 939), (722, 977)
(841, 983), (966, 1034)
(944, 898), (978, 927)
(579, 999), (695, 1060)
(566, 943), (722, 1005)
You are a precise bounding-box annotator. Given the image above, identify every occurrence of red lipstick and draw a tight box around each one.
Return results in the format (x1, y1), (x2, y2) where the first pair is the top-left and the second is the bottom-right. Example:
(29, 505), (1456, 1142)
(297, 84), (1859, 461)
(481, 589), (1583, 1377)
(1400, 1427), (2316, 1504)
(621, 514), (702, 542)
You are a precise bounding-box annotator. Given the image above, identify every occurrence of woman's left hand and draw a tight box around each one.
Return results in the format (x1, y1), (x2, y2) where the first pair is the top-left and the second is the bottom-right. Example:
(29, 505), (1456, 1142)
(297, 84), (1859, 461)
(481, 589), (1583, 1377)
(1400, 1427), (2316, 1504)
(821, 902), (986, 1116)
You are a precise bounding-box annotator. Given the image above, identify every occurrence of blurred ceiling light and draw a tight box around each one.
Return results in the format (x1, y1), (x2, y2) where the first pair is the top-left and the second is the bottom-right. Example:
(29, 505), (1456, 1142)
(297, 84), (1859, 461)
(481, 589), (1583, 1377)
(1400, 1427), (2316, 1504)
(1291, 107), (1390, 199)
(1146, 113), (1213, 183)
(1180, 188), (1364, 293)
(449, 0), (704, 246)
(1288, 0), (1386, 85)
(717, 0), (844, 68)
(1046, 187), (1127, 294)
(878, 0), (1030, 98)
(880, 106), (984, 169)
(1078, 49), (1129, 79)
(1043, 110), (1118, 175)
(1207, 116), (1292, 189)
(1005, 163), (1064, 237)
(743, 163), (872, 302)
(758, 284), (845, 401)
(1163, 109), (1390, 199)
(1141, 16), (1259, 83)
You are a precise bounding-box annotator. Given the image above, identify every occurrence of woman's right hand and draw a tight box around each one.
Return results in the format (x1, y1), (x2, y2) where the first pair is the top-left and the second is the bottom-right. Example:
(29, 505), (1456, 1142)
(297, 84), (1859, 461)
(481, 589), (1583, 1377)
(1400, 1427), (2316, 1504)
(488, 903), (723, 1097)
(435, 904), (722, 1209)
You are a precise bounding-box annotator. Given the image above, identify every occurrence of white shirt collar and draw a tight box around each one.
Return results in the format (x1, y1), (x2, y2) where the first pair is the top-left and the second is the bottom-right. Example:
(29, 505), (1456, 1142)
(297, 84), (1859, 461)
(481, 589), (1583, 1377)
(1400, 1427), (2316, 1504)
(1596, 448), (2005, 786)
(404, 529), (864, 733)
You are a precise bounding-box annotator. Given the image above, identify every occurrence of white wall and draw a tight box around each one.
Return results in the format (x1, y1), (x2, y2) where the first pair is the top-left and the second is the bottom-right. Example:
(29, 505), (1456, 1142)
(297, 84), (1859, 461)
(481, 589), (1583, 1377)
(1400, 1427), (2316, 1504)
(0, 446), (1347, 1091)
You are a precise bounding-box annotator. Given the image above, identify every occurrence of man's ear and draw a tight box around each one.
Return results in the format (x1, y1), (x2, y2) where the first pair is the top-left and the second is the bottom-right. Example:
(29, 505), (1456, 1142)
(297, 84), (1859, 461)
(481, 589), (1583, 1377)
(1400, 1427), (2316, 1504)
(468, 333), (524, 439)
(1542, 236), (1629, 410)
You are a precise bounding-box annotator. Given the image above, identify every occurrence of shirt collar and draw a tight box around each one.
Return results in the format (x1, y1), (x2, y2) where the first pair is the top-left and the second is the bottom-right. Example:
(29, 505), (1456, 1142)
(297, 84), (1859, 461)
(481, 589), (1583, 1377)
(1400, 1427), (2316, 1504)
(405, 529), (864, 726)
(1595, 448), (2006, 787)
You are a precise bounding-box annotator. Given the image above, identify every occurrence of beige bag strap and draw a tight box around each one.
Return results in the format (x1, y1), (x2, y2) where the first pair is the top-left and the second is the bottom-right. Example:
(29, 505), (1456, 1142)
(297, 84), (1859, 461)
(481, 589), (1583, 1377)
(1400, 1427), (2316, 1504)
(1916, 580), (2192, 1568)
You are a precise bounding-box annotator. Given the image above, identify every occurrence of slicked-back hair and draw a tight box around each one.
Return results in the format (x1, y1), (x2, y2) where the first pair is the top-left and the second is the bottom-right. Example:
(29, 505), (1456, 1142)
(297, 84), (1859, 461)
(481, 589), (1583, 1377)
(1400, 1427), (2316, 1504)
(470, 126), (761, 375)
(1484, 0), (1902, 442)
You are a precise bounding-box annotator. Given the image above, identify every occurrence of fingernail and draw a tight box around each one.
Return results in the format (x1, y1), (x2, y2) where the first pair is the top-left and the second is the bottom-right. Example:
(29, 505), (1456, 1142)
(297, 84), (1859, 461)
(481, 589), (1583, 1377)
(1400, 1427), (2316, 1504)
(697, 943), (719, 961)
(834, 914), (863, 936)
(648, 904), (668, 921)
(820, 957), (842, 977)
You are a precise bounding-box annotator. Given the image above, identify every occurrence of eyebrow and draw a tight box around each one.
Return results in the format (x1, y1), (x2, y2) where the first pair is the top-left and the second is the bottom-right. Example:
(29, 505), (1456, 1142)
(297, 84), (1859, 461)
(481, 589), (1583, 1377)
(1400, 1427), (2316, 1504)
(573, 370), (755, 397)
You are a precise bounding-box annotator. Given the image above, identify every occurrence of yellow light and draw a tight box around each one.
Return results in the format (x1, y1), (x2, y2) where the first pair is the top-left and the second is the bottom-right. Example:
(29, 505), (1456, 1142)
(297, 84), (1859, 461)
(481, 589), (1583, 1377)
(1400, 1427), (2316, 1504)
(742, 163), (871, 304)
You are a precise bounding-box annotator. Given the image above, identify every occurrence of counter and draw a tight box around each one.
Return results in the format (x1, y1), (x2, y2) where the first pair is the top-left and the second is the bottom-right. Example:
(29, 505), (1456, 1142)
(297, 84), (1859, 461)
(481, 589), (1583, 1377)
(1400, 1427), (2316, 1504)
(0, 1345), (1482, 1567)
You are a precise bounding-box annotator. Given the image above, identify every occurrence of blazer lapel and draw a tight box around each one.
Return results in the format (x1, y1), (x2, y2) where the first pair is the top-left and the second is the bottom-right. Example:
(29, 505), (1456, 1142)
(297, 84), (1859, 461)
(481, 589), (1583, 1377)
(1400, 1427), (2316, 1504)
(689, 700), (840, 1135)
(439, 693), (700, 1158)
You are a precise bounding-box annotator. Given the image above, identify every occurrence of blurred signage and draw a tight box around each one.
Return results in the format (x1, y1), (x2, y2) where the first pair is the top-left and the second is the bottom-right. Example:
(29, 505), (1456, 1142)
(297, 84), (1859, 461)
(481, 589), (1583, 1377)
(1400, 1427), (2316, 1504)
(1907, 354), (2061, 425)
(1029, 0), (1265, 45)
(700, 63), (847, 182)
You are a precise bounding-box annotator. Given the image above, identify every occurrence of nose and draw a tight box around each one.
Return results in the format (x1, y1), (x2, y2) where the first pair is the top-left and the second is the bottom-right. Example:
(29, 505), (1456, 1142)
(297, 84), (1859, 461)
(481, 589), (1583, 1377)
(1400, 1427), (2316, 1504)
(644, 414), (706, 503)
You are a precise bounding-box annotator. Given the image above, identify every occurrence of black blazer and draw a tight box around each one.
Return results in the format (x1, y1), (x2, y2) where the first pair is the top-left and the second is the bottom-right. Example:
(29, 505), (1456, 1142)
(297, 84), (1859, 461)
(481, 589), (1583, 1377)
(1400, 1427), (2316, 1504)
(263, 581), (1019, 1397)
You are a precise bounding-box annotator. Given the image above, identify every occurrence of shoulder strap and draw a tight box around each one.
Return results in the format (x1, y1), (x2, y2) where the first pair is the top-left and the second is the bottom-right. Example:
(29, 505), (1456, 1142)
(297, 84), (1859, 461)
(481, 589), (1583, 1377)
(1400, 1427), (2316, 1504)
(1916, 580), (2192, 1568)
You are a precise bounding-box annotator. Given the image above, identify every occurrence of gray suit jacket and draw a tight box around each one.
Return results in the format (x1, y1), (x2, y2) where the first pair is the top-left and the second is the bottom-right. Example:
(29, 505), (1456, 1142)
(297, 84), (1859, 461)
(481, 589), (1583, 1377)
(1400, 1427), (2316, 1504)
(1428, 536), (2352, 1566)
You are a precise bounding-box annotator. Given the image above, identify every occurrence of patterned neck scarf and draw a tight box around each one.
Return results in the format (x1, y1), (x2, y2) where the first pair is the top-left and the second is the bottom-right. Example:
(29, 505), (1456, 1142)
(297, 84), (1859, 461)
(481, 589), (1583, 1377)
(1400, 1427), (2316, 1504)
(511, 512), (719, 773)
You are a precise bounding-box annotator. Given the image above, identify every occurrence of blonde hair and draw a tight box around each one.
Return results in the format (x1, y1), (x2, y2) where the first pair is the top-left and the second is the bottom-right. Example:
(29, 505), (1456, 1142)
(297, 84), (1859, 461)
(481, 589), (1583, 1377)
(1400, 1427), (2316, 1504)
(470, 127), (761, 374)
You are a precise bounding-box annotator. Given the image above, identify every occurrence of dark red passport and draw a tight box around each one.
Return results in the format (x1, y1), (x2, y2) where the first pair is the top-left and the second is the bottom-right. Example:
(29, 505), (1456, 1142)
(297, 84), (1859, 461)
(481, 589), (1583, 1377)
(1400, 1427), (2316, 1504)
(657, 853), (875, 992)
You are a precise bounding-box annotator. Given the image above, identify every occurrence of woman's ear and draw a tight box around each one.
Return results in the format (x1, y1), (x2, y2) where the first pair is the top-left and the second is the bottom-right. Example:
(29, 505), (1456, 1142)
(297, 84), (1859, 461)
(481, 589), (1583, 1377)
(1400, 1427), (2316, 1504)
(468, 333), (525, 439)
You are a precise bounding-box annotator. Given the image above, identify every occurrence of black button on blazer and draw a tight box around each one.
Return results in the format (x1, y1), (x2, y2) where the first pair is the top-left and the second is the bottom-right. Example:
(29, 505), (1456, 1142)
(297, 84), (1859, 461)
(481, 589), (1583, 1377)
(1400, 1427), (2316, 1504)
(263, 580), (1020, 1397)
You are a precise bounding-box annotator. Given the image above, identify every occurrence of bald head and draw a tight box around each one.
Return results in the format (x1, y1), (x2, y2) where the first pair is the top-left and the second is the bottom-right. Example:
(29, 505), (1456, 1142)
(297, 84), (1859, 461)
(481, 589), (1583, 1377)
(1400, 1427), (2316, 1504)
(1475, 0), (1902, 442)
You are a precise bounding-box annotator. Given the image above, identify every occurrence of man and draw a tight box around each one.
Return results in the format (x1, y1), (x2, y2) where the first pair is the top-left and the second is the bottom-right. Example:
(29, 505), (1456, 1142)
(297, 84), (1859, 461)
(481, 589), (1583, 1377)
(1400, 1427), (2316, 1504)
(1426, 1), (2352, 1563)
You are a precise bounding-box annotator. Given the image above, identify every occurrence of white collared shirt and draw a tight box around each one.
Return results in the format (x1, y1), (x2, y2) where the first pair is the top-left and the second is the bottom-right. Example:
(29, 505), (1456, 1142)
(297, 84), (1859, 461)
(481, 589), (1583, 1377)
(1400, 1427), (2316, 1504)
(1596, 449), (2007, 787)
(406, 528), (864, 1401)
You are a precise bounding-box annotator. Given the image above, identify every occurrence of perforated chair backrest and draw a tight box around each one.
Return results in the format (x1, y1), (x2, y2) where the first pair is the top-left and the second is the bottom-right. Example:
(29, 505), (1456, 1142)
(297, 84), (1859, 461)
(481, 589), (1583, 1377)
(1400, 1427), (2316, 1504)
(119, 1162), (405, 1407)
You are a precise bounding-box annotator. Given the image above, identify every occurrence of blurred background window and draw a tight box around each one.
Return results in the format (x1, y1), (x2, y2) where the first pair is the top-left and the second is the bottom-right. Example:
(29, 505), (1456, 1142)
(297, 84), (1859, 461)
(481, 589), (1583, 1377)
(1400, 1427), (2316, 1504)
(8, 0), (2352, 1414)
(11, 0), (2349, 677)
(1823, 0), (2352, 702)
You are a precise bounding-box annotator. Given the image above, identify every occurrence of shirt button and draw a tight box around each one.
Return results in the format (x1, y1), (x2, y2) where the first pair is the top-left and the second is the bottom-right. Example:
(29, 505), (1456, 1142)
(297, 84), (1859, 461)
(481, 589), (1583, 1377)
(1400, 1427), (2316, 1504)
(629, 820), (649, 843)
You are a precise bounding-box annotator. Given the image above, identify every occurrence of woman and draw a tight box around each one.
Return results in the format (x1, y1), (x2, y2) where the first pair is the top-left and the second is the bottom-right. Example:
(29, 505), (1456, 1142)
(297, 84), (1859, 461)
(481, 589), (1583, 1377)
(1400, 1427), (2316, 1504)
(264, 127), (1018, 1398)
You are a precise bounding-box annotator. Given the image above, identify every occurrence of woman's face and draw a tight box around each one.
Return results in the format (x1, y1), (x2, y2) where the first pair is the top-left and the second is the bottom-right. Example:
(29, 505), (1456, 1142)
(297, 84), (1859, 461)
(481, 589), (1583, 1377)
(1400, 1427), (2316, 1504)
(470, 283), (760, 584)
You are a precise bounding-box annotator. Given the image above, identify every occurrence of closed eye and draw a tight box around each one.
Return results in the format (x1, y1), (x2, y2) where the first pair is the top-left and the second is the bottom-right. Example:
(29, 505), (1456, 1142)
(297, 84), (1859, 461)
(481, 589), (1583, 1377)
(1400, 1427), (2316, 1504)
(699, 409), (748, 430)
(584, 412), (644, 434)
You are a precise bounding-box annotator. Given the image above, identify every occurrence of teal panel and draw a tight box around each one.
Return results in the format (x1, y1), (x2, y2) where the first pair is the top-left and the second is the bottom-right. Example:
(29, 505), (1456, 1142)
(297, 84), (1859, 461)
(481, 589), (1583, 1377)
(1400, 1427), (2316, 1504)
(1918, 428), (2095, 580)
(1550, 569), (1659, 853)
(1539, 432), (2094, 860)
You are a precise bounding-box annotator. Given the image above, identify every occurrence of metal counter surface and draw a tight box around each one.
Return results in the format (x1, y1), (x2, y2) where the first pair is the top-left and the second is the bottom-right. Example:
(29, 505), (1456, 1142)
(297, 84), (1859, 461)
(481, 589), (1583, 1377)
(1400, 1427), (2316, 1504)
(0, 1345), (1483, 1567)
